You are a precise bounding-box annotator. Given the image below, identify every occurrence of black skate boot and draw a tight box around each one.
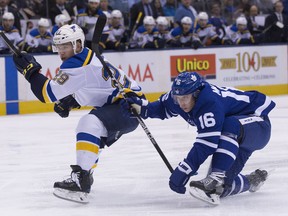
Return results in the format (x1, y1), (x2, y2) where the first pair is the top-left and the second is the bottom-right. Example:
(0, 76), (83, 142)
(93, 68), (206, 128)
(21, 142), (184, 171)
(53, 165), (93, 203)
(189, 172), (225, 205)
(245, 169), (268, 192)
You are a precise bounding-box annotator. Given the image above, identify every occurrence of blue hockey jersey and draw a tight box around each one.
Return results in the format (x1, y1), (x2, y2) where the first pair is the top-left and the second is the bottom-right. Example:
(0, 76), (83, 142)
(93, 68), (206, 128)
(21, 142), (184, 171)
(146, 82), (275, 172)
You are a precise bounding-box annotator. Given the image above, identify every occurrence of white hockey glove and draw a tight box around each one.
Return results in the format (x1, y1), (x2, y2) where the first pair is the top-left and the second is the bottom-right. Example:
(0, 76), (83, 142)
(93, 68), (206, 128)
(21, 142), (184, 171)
(120, 97), (149, 119)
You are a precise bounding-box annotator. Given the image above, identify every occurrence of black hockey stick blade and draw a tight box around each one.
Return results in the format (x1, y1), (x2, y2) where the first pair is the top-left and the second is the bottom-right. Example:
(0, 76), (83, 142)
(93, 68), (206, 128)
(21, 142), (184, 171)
(0, 31), (22, 57)
(92, 15), (107, 55)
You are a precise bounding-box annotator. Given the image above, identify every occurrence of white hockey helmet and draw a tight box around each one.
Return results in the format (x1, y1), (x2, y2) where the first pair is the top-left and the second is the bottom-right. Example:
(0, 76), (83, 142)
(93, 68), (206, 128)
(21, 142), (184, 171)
(181, 16), (192, 25)
(143, 16), (155, 25)
(88, 0), (100, 3)
(2, 12), (14, 20)
(53, 24), (85, 54)
(198, 12), (208, 20)
(111, 10), (122, 18)
(38, 18), (50, 28)
(156, 16), (168, 26)
(55, 14), (69, 26)
(236, 16), (247, 26)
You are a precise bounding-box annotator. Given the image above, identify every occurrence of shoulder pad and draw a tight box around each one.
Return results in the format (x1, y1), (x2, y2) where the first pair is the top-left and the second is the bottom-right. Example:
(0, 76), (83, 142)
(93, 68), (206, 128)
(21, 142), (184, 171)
(137, 26), (147, 33)
(171, 27), (182, 37)
(30, 28), (40, 37)
(230, 24), (238, 32)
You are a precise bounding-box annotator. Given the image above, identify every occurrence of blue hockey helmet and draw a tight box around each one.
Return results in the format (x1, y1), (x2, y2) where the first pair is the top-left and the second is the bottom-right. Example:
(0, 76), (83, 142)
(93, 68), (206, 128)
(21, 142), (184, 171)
(172, 72), (204, 96)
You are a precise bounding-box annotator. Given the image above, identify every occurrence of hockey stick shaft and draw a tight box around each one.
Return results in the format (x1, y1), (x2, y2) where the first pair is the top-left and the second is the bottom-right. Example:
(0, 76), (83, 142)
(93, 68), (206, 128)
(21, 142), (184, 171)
(0, 31), (22, 57)
(92, 15), (173, 173)
(128, 12), (143, 43)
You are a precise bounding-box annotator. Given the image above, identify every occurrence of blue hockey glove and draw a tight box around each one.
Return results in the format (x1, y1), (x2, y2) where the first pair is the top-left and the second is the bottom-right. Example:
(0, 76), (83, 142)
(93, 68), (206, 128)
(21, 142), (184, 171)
(13, 52), (42, 81)
(169, 159), (195, 194)
(120, 97), (149, 119)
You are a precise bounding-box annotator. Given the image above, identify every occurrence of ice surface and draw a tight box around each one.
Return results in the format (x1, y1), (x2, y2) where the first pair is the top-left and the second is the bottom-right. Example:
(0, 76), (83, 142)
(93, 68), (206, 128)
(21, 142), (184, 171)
(0, 96), (287, 216)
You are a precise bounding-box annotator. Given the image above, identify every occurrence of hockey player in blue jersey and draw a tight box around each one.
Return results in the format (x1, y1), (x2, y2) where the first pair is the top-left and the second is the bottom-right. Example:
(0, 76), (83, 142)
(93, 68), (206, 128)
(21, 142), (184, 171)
(121, 71), (275, 205)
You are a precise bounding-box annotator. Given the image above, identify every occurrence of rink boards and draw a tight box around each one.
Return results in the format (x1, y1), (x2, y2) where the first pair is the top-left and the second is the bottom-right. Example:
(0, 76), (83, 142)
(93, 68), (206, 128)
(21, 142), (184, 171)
(0, 44), (287, 115)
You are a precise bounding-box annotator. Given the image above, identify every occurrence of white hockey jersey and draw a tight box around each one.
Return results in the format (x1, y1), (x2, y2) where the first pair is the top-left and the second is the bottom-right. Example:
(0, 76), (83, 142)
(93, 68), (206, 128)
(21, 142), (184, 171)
(42, 47), (141, 107)
(0, 26), (24, 51)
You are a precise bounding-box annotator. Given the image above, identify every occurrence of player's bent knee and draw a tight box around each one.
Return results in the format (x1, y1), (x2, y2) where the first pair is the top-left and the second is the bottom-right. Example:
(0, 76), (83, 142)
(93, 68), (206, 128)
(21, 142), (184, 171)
(76, 114), (108, 138)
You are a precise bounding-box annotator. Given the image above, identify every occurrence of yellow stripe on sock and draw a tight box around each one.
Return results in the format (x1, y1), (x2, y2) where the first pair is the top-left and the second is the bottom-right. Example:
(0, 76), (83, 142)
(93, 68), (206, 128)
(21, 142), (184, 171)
(76, 142), (99, 154)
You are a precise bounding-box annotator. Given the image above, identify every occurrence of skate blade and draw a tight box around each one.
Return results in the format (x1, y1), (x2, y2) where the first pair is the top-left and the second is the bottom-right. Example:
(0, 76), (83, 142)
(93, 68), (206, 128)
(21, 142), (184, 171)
(189, 187), (220, 205)
(53, 188), (89, 204)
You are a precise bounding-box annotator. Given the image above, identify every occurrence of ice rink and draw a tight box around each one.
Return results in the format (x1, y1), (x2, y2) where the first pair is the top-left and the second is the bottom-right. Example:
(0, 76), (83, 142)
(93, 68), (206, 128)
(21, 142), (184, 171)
(0, 95), (287, 216)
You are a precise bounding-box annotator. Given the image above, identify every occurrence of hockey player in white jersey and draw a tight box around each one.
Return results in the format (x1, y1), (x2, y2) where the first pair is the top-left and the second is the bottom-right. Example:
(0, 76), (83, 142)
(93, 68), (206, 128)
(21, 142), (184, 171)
(121, 72), (275, 205)
(0, 12), (33, 54)
(129, 16), (165, 49)
(12, 24), (143, 203)
(224, 16), (264, 45)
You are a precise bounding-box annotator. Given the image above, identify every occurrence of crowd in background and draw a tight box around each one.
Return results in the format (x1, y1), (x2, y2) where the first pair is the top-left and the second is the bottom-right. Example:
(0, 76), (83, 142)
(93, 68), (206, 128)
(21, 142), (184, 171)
(0, 0), (288, 54)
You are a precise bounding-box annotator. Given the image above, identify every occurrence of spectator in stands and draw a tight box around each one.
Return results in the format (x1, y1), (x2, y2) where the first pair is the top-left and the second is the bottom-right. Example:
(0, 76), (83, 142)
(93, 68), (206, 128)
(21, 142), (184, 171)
(76, 0), (104, 49)
(235, 0), (252, 17)
(224, 16), (264, 45)
(283, 0), (288, 15)
(264, 0), (288, 43)
(100, 0), (113, 13)
(193, 0), (210, 13)
(153, 0), (165, 17)
(246, 4), (264, 35)
(156, 16), (171, 43)
(209, 2), (228, 38)
(194, 11), (228, 46)
(256, 0), (274, 14)
(25, 18), (53, 53)
(106, 9), (127, 51)
(14, 0), (46, 19)
(0, 0), (21, 33)
(168, 16), (202, 49)
(0, 12), (33, 54)
(223, 0), (237, 25)
(129, 0), (158, 32)
(129, 16), (165, 49)
(49, 0), (74, 25)
(52, 14), (70, 35)
(174, 0), (198, 26)
(163, 0), (176, 17)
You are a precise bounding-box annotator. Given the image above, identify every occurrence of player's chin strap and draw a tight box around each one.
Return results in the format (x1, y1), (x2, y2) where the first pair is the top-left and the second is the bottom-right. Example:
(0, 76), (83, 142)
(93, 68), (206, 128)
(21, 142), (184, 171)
(91, 15), (173, 174)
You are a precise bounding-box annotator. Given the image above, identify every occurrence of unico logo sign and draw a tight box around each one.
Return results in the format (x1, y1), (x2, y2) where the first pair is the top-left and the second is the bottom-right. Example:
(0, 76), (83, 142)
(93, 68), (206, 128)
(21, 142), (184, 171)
(170, 54), (216, 80)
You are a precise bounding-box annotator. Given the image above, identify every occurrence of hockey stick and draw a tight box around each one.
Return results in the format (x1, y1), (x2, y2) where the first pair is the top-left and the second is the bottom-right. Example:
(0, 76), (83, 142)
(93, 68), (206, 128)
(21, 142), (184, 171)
(0, 30), (22, 57)
(92, 15), (174, 173)
(262, 21), (284, 33)
(129, 12), (143, 42)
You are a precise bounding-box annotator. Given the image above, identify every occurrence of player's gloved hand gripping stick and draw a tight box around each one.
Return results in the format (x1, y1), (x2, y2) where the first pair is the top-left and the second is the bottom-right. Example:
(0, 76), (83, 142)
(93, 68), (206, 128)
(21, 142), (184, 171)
(92, 15), (174, 173)
(0, 31), (42, 81)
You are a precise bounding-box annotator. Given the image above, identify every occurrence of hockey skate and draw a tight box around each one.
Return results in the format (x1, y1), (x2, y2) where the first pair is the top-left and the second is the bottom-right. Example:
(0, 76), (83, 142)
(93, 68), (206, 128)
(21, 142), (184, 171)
(246, 169), (268, 192)
(189, 172), (225, 205)
(53, 165), (93, 203)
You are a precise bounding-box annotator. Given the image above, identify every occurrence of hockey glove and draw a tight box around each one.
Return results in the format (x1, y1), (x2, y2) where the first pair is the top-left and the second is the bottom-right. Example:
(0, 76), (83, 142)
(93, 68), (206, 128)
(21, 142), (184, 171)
(169, 158), (195, 194)
(223, 39), (233, 45)
(13, 52), (42, 81)
(120, 97), (149, 119)
(54, 94), (81, 118)
(154, 38), (166, 49)
(191, 40), (202, 50)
